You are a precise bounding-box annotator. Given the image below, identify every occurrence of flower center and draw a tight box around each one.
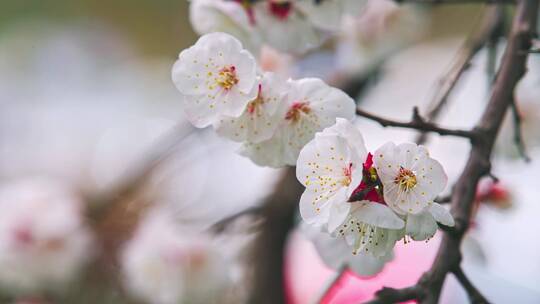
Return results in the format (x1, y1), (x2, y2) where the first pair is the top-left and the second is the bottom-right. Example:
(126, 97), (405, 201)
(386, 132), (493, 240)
(268, 0), (293, 20)
(394, 167), (417, 192)
(216, 66), (239, 90)
(247, 84), (263, 114)
(285, 102), (310, 122)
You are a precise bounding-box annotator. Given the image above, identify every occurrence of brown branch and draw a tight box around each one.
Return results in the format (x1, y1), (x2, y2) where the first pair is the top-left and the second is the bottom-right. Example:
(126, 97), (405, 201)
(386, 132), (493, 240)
(87, 122), (193, 220)
(247, 168), (303, 304)
(416, 6), (504, 144)
(510, 99), (531, 161)
(316, 264), (349, 303)
(453, 267), (491, 304)
(363, 286), (422, 304)
(366, 0), (538, 302)
(210, 206), (264, 234)
(356, 107), (476, 139)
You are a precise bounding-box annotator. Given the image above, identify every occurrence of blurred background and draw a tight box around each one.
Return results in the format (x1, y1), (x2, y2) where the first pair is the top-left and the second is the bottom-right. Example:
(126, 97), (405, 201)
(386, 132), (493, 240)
(0, 1), (539, 303)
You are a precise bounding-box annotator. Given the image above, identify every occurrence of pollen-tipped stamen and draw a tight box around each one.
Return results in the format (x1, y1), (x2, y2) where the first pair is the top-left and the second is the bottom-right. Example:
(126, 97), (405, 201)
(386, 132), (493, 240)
(285, 101), (310, 122)
(216, 66), (239, 90)
(394, 166), (417, 192)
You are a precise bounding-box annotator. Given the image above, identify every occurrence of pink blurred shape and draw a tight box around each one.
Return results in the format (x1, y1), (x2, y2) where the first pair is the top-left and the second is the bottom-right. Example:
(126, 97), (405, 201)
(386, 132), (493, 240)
(285, 231), (441, 304)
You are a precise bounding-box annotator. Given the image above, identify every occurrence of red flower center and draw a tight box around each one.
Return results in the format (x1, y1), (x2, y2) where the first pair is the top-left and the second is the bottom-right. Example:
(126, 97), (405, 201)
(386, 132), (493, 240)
(268, 0), (293, 20)
(348, 153), (386, 204)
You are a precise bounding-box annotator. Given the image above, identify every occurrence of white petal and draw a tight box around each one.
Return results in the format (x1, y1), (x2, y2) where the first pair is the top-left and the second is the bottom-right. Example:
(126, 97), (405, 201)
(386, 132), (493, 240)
(323, 118), (368, 160)
(328, 200), (351, 233)
(299, 187), (348, 229)
(349, 201), (405, 229)
(428, 202), (455, 227)
(416, 158), (448, 197)
(405, 211), (437, 241)
(348, 251), (393, 277)
(382, 182), (425, 215)
(215, 72), (289, 143)
(305, 225), (391, 277)
(296, 137), (348, 188)
(238, 135), (285, 168)
(299, 190), (329, 225)
(372, 142), (400, 182)
(253, 3), (324, 54)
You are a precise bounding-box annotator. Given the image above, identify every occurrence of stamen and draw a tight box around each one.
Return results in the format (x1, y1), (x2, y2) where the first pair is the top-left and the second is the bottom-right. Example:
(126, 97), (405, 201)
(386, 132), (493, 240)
(247, 84), (263, 114)
(216, 66), (238, 90)
(285, 101), (310, 122)
(394, 166), (417, 192)
(341, 163), (353, 186)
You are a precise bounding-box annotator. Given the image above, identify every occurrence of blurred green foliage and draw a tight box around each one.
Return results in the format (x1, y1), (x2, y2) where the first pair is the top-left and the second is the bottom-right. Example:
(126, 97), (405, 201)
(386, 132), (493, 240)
(0, 0), (198, 58)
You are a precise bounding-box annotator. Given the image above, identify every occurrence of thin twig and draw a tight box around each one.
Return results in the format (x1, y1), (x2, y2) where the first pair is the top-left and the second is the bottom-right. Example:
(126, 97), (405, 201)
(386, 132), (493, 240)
(453, 267), (491, 304)
(87, 122), (194, 220)
(435, 194), (452, 204)
(210, 206), (263, 233)
(510, 99), (531, 161)
(356, 107), (476, 139)
(316, 264), (349, 304)
(416, 6), (504, 144)
(363, 286), (421, 304)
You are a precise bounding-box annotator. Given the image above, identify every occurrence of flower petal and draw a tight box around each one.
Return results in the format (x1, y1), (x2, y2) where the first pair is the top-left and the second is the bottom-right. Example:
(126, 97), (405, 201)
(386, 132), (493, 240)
(405, 211), (437, 241)
(428, 202), (455, 227)
(349, 201), (405, 229)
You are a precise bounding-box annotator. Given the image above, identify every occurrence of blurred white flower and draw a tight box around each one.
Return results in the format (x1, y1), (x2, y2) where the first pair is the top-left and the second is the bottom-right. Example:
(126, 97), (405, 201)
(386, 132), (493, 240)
(121, 210), (230, 304)
(303, 224), (392, 277)
(336, 0), (427, 76)
(172, 32), (258, 128)
(258, 46), (294, 78)
(240, 78), (356, 167)
(189, 0), (262, 54)
(0, 178), (94, 294)
(296, 0), (367, 31)
(215, 72), (289, 143)
(373, 142), (447, 215)
(250, 0), (324, 54)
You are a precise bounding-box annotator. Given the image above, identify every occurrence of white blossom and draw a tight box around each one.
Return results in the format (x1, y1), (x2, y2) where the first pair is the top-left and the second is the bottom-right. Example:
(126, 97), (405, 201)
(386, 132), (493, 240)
(121, 210), (229, 304)
(189, 0), (262, 54)
(0, 178), (95, 294)
(240, 78), (356, 167)
(296, 0), (368, 31)
(373, 142), (447, 215)
(336, 0), (427, 76)
(251, 0), (324, 54)
(296, 118), (404, 233)
(172, 32), (258, 128)
(215, 72), (289, 143)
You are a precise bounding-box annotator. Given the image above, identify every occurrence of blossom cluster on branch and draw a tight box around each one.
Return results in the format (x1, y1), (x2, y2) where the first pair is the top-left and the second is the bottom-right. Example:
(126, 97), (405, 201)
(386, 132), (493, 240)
(297, 119), (454, 272)
(172, 32), (355, 167)
(172, 30), (455, 276)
